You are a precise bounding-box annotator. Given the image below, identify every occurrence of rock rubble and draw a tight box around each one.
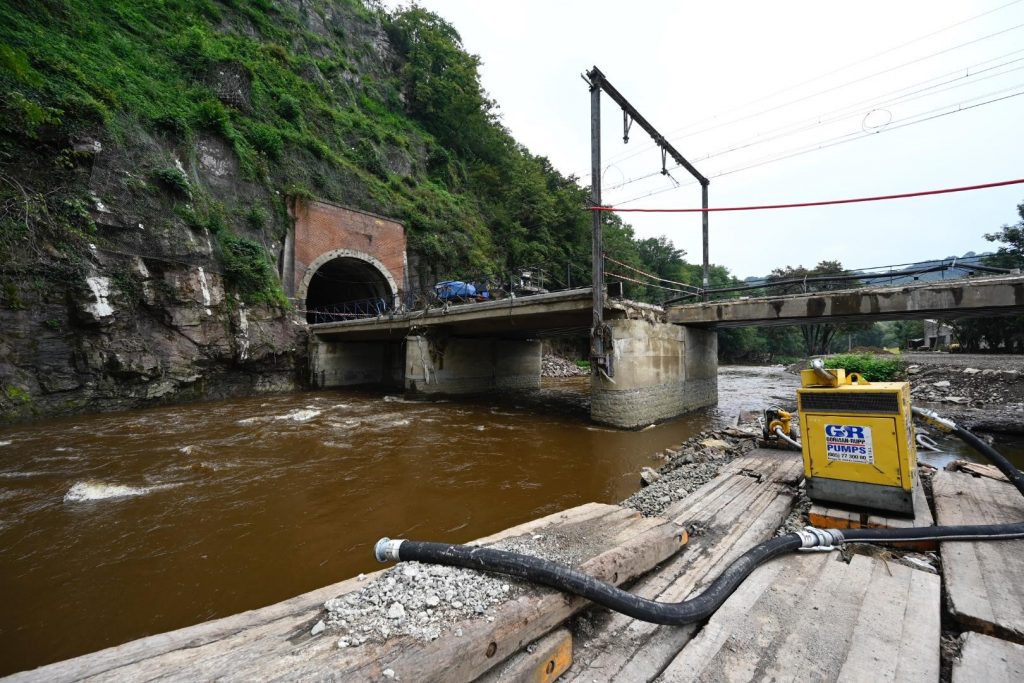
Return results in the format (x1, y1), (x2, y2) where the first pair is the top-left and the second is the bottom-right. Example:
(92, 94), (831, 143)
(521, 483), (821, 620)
(621, 424), (765, 518)
(541, 355), (588, 378)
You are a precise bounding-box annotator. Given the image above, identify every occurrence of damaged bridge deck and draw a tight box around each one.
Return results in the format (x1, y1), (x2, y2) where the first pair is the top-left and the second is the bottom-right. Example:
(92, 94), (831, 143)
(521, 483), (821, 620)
(12, 450), (1024, 682)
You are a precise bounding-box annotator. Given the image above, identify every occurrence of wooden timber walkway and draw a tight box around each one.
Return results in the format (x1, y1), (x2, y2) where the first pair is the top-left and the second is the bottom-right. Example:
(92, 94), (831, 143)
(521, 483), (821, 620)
(10, 449), (1024, 682)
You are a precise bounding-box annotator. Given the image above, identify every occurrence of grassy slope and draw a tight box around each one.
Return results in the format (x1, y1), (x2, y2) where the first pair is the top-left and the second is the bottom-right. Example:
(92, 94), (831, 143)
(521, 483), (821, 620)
(0, 0), (502, 303)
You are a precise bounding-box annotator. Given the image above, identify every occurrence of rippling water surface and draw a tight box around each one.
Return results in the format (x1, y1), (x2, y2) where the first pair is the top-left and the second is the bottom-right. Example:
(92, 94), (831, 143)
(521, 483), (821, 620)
(2, 365), (1017, 675)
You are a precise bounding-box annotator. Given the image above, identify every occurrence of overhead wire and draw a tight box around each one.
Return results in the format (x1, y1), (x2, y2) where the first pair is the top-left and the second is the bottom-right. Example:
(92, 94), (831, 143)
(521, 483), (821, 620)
(609, 85), (1024, 206)
(605, 270), (690, 294)
(600, 49), (1024, 193)
(583, 5), (1024, 177)
(603, 254), (701, 291)
(653, 0), (1024, 142)
(594, 178), (1024, 214)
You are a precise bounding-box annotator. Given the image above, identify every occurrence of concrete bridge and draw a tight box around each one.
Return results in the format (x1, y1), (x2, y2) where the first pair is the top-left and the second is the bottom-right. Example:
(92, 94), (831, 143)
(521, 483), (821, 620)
(669, 273), (1024, 328)
(281, 197), (1024, 429)
(309, 288), (718, 429)
(307, 273), (1024, 428)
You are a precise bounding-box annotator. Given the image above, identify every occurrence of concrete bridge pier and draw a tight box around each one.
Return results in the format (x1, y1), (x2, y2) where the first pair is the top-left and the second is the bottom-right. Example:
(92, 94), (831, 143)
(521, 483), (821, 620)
(310, 339), (404, 389)
(405, 335), (542, 396)
(590, 319), (718, 429)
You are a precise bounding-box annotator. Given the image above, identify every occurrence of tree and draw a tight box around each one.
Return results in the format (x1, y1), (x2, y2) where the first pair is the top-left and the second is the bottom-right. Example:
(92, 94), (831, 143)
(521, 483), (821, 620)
(765, 260), (866, 356)
(950, 199), (1024, 352)
(984, 201), (1024, 268)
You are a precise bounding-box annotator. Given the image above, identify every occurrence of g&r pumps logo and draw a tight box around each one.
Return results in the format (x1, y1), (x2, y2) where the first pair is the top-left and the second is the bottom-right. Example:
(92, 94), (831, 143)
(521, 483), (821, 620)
(824, 424), (866, 439)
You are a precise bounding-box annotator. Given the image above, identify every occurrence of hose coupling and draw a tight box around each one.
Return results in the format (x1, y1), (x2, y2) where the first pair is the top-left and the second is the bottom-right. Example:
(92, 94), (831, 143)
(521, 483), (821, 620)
(796, 526), (844, 552)
(911, 406), (958, 433)
(374, 537), (405, 563)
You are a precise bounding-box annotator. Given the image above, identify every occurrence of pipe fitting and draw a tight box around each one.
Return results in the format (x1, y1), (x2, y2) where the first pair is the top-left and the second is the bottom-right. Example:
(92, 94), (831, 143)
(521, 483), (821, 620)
(911, 406), (958, 433)
(774, 426), (803, 449)
(796, 527), (844, 551)
(810, 358), (835, 382)
(374, 537), (405, 563)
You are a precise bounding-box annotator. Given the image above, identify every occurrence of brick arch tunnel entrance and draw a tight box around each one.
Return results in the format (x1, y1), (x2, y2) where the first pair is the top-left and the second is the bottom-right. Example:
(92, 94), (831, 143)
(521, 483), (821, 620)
(298, 250), (399, 324)
(285, 198), (410, 324)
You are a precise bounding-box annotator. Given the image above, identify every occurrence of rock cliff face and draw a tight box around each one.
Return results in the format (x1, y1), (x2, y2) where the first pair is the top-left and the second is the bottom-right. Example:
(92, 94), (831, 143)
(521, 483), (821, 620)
(0, 197), (306, 421)
(0, 0), (411, 423)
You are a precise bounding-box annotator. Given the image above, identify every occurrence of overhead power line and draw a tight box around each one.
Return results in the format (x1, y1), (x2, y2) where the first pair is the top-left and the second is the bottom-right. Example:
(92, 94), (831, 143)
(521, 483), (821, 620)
(611, 85), (1024, 205)
(591, 177), (1024, 214)
(584, 4), (1024, 176)
(602, 54), (1024, 194)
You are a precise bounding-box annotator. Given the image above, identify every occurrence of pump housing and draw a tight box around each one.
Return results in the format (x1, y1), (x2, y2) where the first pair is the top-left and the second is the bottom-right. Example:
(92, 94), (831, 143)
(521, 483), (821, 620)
(797, 367), (918, 516)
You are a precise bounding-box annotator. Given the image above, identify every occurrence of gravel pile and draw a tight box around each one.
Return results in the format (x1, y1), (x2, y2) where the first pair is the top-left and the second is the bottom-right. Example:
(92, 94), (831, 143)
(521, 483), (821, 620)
(322, 561), (518, 647)
(541, 355), (588, 377)
(622, 426), (762, 518)
(321, 525), (620, 648)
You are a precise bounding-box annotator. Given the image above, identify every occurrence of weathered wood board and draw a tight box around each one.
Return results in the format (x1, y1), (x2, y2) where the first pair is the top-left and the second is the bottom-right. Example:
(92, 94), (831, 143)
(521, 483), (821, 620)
(11, 503), (682, 683)
(562, 450), (804, 682)
(659, 552), (940, 682)
(947, 460), (1008, 482)
(808, 478), (936, 551)
(933, 469), (1024, 642)
(476, 628), (571, 683)
(952, 632), (1024, 683)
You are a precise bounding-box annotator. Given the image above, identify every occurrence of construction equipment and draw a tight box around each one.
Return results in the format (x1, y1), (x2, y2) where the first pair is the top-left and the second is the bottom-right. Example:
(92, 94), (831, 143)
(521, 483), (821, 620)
(796, 359), (917, 515)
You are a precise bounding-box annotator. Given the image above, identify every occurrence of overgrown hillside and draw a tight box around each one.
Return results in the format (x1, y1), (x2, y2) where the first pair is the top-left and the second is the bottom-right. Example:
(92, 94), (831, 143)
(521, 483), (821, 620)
(0, 0), (728, 422)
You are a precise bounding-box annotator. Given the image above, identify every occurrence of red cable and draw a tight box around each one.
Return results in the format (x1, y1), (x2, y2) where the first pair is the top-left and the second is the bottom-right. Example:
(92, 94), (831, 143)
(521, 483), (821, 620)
(590, 177), (1024, 213)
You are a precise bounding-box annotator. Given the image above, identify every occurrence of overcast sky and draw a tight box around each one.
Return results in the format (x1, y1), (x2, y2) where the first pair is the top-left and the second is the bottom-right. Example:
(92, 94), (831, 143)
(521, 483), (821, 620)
(383, 1), (1024, 278)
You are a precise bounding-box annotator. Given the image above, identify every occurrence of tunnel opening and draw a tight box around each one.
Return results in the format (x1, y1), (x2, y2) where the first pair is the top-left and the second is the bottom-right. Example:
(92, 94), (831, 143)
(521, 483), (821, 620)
(304, 256), (394, 323)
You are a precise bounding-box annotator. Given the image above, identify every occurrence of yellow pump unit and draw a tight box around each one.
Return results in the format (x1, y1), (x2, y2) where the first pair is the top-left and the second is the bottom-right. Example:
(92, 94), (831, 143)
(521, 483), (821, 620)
(797, 361), (918, 516)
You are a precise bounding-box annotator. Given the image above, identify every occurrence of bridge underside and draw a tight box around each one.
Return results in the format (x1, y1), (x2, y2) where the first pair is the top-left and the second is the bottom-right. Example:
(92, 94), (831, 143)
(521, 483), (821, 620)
(306, 274), (1023, 429)
(311, 289), (597, 342)
(308, 289), (717, 428)
(668, 274), (1024, 328)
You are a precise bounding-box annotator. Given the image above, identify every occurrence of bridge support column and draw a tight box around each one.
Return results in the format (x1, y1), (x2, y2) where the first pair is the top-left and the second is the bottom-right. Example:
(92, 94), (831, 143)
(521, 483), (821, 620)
(310, 339), (404, 388)
(591, 320), (718, 429)
(405, 335), (541, 396)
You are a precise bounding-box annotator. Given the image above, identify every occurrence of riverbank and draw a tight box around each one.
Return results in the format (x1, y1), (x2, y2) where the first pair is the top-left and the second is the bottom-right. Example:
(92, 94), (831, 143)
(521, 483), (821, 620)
(902, 352), (1024, 433)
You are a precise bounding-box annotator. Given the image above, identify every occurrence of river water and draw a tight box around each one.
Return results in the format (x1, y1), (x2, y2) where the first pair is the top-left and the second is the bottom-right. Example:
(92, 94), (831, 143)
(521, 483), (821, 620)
(0, 365), (1019, 675)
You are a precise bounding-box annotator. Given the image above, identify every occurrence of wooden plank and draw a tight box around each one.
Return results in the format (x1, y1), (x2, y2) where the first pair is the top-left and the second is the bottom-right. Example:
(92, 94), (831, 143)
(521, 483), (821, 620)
(952, 632), (1024, 683)
(212, 513), (685, 682)
(808, 481), (936, 551)
(561, 450), (804, 682)
(948, 460), (1008, 482)
(933, 470), (1024, 643)
(659, 553), (940, 682)
(9, 502), (626, 682)
(475, 628), (572, 683)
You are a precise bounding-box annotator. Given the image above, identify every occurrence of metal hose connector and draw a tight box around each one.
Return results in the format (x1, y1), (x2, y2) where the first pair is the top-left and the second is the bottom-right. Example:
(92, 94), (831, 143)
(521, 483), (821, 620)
(374, 537), (405, 563)
(911, 406), (958, 433)
(810, 357), (835, 383)
(774, 426), (803, 449)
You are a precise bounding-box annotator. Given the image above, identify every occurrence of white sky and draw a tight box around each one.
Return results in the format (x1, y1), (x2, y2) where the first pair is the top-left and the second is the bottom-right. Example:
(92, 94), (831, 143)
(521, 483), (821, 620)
(382, 1), (1024, 278)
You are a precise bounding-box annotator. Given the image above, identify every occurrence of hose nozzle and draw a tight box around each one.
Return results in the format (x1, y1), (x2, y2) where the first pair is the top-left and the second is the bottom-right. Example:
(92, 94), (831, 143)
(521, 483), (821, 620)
(374, 537), (405, 563)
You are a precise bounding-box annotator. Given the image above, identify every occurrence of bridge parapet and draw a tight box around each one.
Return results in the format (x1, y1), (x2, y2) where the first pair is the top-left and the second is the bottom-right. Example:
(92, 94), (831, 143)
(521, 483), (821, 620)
(668, 274), (1024, 328)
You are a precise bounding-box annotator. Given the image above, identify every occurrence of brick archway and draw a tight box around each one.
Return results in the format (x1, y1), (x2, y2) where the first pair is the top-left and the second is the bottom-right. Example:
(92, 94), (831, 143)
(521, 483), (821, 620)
(287, 197), (408, 307)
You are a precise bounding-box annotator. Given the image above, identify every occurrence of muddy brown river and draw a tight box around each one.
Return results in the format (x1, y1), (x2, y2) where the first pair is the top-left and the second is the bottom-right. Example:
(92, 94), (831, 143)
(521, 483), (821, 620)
(0, 365), (1019, 675)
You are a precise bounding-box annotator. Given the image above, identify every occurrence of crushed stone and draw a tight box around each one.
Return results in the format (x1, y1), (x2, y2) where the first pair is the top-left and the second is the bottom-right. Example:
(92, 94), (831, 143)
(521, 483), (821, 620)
(321, 524), (621, 647)
(622, 424), (764, 518)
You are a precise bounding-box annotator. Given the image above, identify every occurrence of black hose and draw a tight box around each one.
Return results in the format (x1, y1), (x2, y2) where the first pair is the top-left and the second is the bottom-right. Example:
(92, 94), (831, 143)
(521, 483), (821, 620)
(375, 414), (1024, 626)
(387, 536), (799, 626)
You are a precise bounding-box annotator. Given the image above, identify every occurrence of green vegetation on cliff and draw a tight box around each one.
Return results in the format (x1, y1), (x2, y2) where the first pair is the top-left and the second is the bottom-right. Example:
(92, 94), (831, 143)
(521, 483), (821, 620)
(0, 0), (730, 304)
